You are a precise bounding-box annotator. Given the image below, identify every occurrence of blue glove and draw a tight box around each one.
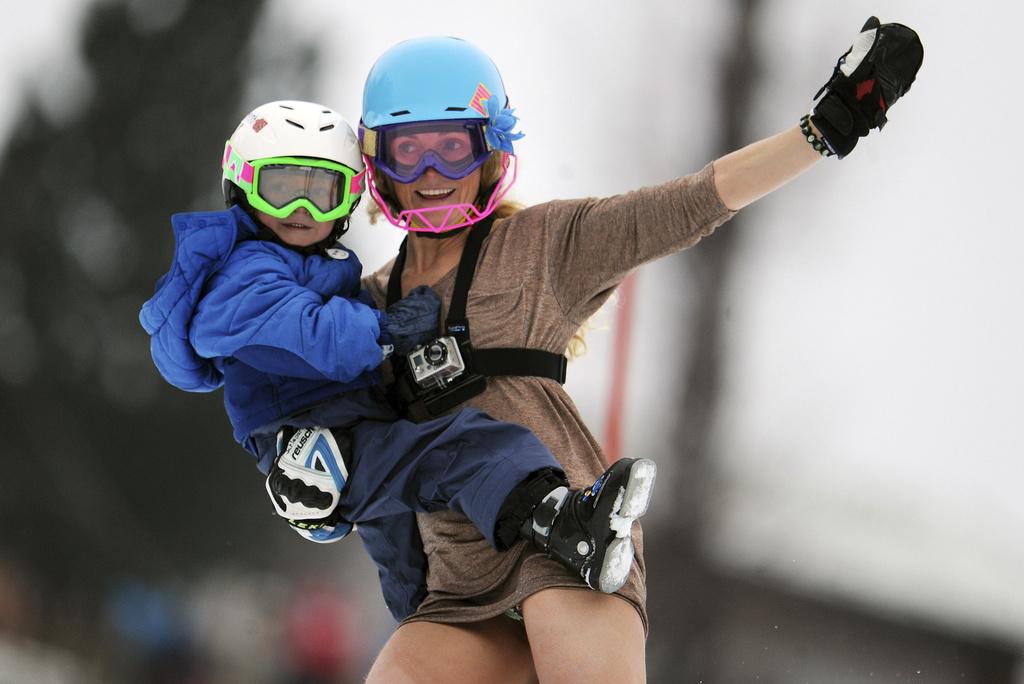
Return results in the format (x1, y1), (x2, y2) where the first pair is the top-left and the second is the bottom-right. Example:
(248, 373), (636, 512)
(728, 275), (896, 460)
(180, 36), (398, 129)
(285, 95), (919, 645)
(384, 285), (441, 355)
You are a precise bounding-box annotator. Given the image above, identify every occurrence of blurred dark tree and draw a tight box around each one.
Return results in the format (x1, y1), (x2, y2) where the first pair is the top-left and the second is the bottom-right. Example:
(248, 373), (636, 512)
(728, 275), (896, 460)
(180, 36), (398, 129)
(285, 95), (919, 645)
(0, 0), (274, 643)
(645, 1), (762, 677)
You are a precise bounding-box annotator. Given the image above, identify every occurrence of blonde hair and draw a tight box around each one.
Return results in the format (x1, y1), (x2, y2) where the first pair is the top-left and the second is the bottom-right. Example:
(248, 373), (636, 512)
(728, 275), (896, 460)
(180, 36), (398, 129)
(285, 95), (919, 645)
(367, 153), (589, 360)
(566, 324), (589, 361)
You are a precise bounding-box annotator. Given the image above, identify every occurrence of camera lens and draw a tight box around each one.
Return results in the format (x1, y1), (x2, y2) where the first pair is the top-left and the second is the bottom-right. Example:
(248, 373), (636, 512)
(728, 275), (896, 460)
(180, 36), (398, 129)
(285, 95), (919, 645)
(424, 342), (448, 366)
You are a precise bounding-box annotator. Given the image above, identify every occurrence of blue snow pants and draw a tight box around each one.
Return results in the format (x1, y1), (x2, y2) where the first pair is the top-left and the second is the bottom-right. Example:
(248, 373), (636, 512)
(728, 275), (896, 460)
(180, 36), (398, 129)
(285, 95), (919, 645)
(249, 387), (562, 621)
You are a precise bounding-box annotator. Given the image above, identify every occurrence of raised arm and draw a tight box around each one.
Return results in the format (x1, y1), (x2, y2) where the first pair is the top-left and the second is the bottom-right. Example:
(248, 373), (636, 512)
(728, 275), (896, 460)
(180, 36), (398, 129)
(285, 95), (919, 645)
(713, 124), (825, 211)
(714, 16), (922, 211)
(542, 17), (921, 323)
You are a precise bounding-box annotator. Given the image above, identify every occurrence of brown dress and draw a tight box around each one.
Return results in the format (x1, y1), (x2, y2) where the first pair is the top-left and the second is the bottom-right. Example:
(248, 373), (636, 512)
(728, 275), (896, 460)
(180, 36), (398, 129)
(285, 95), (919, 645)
(362, 164), (735, 634)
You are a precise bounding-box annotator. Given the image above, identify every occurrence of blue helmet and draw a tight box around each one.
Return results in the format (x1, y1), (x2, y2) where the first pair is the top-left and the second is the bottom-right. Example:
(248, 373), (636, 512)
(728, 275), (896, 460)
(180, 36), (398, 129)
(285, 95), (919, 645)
(360, 36), (522, 233)
(361, 36), (509, 130)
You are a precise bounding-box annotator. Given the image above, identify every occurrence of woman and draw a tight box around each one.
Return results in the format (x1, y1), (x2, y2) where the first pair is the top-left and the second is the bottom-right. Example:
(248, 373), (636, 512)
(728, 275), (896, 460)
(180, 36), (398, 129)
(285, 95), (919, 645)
(357, 19), (922, 683)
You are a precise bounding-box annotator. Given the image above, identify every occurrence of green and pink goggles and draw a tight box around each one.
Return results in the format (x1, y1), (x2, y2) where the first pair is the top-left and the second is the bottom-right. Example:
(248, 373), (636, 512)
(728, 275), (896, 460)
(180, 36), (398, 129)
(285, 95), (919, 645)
(222, 142), (365, 222)
(360, 120), (491, 183)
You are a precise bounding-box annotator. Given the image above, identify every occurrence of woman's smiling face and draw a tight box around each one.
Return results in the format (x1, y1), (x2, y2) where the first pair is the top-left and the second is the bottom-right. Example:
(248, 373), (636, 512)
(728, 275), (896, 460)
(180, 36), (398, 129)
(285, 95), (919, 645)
(391, 166), (482, 229)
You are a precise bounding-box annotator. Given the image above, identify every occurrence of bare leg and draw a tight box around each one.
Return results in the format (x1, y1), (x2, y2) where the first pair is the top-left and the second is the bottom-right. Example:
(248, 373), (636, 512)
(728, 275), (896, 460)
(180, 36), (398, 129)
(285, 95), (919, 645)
(522, 588), (646, 684)
(366, 617), (539, 684)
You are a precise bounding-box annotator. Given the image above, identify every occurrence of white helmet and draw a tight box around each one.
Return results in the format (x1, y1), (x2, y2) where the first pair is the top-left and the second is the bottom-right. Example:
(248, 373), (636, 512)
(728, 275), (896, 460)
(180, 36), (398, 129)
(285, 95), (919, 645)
(226, 100), (363, 169)
(222, 100), (365, 223)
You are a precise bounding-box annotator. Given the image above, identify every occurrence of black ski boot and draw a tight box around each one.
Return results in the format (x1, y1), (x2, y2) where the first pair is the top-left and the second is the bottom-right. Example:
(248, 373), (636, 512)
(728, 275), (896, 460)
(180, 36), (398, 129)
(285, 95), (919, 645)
(522, 458), (657, 593)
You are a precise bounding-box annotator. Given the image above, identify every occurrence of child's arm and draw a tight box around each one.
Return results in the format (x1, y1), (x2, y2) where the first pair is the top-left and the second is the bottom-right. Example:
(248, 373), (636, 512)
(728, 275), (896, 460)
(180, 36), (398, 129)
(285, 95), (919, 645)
(190, 244), (386, 382)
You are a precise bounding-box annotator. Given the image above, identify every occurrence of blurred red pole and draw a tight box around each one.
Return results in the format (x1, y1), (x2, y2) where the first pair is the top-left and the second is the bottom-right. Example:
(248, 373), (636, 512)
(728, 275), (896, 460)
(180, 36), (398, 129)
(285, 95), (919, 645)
(603, 273), (637, 462)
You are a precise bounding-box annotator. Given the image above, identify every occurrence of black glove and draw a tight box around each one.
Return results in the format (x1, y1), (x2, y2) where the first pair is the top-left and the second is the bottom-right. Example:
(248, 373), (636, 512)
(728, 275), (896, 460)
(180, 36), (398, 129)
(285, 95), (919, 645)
(811, 16), (923, 158)
(384, 285), (441, 355)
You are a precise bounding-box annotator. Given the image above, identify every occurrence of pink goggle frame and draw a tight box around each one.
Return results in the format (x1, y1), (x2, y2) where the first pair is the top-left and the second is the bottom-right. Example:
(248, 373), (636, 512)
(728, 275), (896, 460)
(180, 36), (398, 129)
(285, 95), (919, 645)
(363, 152), (518, 233)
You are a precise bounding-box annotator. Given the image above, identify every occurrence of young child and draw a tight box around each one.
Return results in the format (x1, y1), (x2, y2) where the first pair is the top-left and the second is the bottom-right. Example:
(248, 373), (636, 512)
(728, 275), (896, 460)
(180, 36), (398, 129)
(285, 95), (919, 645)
(139, 100), (656, 620)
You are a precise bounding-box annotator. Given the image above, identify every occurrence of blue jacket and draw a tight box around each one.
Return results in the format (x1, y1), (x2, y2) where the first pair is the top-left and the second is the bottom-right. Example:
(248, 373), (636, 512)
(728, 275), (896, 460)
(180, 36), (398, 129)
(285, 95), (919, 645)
(139, 206), (385, 449)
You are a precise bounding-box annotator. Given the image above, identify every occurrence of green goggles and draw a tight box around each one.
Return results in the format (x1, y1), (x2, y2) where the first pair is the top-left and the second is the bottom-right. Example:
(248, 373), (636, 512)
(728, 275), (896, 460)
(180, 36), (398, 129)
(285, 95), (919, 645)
(222, 142), (365, 222)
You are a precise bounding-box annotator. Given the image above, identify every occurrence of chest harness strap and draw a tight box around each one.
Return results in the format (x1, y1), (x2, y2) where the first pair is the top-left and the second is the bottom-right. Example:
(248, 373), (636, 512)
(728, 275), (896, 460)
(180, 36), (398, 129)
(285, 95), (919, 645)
(386, 218), (568, 419)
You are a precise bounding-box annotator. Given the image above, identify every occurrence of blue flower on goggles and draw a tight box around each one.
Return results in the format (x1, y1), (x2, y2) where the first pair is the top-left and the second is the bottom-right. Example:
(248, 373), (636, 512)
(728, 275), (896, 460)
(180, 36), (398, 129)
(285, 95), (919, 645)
(484, 97), (524, 154)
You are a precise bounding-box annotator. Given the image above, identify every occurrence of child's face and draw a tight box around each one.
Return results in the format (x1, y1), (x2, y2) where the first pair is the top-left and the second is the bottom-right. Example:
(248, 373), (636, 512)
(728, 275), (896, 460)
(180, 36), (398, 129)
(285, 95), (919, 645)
(256, 207), (335, 247)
